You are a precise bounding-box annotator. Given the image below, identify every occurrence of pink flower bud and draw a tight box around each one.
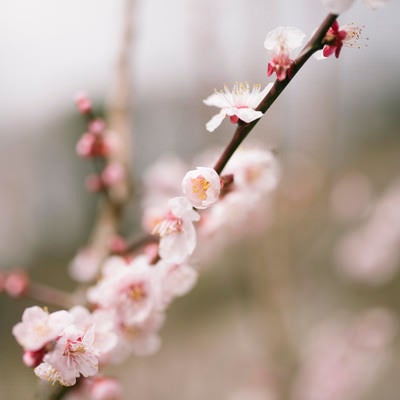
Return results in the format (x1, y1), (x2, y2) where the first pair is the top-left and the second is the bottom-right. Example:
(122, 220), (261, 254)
(23, 348), (45, 368)
(4, 271), (29, 297)
(89, 119), (106, 135)
(109, 236), (127, 253)
(101, 162), (125, 187)
(75, 92), (92, 114)
(76, 133), (96, 158)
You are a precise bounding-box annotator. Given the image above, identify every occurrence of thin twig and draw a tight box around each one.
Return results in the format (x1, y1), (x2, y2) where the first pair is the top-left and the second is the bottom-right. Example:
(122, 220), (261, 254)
(83, 0), (135, 270)
(26, 282), (76, 309)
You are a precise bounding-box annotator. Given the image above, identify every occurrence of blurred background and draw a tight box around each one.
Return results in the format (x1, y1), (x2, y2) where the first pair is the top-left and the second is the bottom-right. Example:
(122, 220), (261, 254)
(1, 0), (399, 399)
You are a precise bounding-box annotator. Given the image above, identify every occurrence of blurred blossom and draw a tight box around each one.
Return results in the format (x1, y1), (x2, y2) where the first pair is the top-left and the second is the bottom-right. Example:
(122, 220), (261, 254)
(292, 308), (397, 400)
(330, 172), (372, 221)
(69, 247), (102, 282)
(335, 181), (400, 284)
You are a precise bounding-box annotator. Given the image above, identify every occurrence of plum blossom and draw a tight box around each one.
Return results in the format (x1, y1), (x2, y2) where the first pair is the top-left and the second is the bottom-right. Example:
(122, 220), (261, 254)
(152, 196), (200, 263)
(320, 21), (363, 58)
(87, 256), (158, 326)
(321, 0), (389, 14)
(182, 167), (221, 209)
(69, 306), (118, 362)
(203, 83), (272, 132)
(35, 325), (99, 386)
(12, 306), (72, 352)
(110, 311), (165, 361)
(264, 26), (306, 81)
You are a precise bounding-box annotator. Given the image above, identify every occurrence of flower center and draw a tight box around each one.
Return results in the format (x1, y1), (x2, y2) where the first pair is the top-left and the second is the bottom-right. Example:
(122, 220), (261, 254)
(128, 282), (147, 302)
(191, 176), (210, 201)
(152, 211), (183, 237)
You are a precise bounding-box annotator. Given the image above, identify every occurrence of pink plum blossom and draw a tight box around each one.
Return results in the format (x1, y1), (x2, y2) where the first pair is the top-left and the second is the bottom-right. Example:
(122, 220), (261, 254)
(12, 306), (73, 352)
(182, 167), (221, 209)
(34, 325), (99, 386)
(203, 83), (273, 132)
(87, 256), (158, 326)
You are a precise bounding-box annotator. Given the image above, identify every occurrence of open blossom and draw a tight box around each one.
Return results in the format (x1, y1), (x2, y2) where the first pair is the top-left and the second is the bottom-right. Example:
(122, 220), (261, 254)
(87, 256), (158, 326)
(321, 0), (389, 14)
(152, 196), (200, 263)
(12, 306), (72, 352)
(203, 83), (272, 132)
(182, 167), (221, 209)
(320, 21), (363, 59)
(35, 325), (99, 386)
(264, 26), (306, 81)
(69, 306), (118, 362)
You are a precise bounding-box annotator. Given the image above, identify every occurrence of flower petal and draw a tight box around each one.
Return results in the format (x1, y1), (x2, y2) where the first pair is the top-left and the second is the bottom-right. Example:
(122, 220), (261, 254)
(203, 92), (231, 108)
(236, 108), (263, 123)
(205, 111), (227, 132)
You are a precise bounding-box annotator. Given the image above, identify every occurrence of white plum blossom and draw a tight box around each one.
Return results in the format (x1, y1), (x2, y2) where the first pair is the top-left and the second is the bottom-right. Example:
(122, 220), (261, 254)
(182, 167), (221, 209)
(203, 83), (273, 132)
(12, 306), (73, 351)
(264, 26), (306, 81)
(153, 196), (200, 263)
(321, 0), (389, 14)
(35, 325), (99, 386)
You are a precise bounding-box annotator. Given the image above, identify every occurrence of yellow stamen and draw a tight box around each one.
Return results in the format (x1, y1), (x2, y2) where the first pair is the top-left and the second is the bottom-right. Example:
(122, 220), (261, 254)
(191, 176), (210, 201)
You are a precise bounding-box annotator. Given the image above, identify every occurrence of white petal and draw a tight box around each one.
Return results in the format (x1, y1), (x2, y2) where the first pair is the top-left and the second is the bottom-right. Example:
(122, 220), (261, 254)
(206, 111), (227, 132)
(159, 224), (196, 264)
(203, 92), (231, 108)
(321, 0), (355, 13)
(264, 26), (306, 51)
(236, 108), (263, 123)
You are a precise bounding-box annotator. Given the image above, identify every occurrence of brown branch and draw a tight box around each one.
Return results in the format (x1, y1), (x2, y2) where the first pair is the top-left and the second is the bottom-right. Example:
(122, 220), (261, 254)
(83, 0), (135, 272)
(213, 13), (338, 175)
(26, 282), (76, 309)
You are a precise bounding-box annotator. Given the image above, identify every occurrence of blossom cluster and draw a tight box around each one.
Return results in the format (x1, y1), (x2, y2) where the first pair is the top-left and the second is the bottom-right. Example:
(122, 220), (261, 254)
(10, 0), (391, 397)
